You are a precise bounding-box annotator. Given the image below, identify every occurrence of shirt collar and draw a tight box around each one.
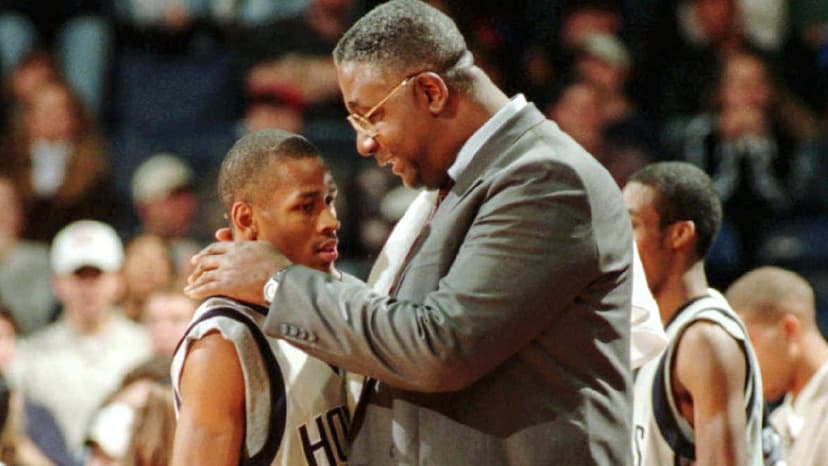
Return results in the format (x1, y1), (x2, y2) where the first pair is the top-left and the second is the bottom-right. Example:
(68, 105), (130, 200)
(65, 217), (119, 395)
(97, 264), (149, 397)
(446, 94), (527, 182)
(792, 361), (828, 411)
(780, 361), (828, 440)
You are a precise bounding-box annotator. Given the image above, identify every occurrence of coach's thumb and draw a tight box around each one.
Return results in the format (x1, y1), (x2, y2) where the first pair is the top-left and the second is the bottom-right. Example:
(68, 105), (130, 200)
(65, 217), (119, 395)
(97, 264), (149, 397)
(215, 228), (233, 242)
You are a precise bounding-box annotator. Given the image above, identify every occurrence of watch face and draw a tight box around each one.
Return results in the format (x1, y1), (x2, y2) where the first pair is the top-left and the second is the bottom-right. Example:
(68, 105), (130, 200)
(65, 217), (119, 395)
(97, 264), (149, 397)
(264, 277), (279, 303)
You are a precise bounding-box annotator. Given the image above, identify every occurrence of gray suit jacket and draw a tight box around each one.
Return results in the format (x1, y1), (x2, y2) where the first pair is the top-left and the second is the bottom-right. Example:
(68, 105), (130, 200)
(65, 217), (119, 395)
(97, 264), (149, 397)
(265, 104), (633, 465)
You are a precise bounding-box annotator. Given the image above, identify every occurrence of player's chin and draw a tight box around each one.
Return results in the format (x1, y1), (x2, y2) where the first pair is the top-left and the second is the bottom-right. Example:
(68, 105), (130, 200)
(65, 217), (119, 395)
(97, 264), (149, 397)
(307, 253), (337, 273)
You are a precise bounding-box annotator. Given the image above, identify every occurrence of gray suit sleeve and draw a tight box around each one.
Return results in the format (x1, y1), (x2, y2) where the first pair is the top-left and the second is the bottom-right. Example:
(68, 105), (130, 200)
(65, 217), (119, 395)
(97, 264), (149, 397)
(264, 157), (630, 392)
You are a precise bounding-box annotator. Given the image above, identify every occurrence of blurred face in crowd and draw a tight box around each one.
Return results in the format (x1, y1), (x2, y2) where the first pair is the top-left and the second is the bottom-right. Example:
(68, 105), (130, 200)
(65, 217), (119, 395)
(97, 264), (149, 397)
(560, 7), (620, 50)
(24, 82), (82, 142)
(123, 235), (174, 299)
(245, 102), (304, 134)
(692, 0), (736, 42)
(243, 157), (340, 273)
(0, 177), (23, 242)
(138, 187), (199, 239)
(623, 181), (673, 296)
(548, 83), (604, 154)
(143, 291), (196, 356)
(53, 266), (124, 330)
(719, 54), (773, 111)
(10, 53), (59, 104)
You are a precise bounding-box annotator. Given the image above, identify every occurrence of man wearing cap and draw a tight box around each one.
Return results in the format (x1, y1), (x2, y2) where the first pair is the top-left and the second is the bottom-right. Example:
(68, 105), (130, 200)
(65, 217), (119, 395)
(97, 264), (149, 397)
(130, 153), (203, 279)
(8, 220), (152, 456)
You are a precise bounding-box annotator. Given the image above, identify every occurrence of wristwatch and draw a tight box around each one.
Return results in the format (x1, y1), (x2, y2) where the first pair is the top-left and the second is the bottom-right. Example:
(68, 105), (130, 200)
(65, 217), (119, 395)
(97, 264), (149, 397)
(263, 268), (287, 304)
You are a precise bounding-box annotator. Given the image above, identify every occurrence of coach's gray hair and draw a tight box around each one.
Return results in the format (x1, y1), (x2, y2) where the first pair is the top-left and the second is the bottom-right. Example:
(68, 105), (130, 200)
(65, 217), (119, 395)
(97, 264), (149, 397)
(218, 129), (321, 213)
(333, 0), (473, 90)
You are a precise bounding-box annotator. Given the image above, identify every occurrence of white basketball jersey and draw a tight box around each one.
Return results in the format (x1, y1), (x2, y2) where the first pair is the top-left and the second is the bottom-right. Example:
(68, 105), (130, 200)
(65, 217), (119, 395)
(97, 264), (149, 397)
(171, 297), (349, 465)
(632, 290), (764, 466)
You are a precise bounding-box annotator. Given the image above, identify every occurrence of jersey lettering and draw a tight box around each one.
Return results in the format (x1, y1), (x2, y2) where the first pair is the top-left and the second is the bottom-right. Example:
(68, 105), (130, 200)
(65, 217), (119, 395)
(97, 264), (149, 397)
(634, 424), (645, 466)
(299, 406), (349, 465)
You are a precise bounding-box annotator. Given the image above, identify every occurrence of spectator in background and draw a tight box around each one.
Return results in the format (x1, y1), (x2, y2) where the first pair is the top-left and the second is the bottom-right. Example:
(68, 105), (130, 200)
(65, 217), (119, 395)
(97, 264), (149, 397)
(0, 308), (72, 466)
(546, 81), (652, 187)
(121, 383), (176, 466)
(236, 0), (359, 124)
(727, 266), (828, 466)
(0, 80), (118, 242)
(130, 153), (203, 279)
(82, 355), (173, 466)
(237, 83), (306, 135)
(547, 81), (605, 156)
(663, 50), (821, 268)
(574, 32), (635, 125)
(0, 0), (112, 117)
(634, 0), (752, 120)
(141, 288), (197, 357)
(0, 373), (61, 466)
(522, 0), (623, 108)
(120, 234), (175, 321)
(781, 0), (828, 118)
(9, 220), (151, 455)
(1, 49), (59, 121)
(0, 175), (56, 334)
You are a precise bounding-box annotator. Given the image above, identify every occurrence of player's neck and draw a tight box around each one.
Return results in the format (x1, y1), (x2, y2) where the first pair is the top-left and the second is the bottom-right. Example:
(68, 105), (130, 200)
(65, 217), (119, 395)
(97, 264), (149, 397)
(657, 262), (708, 325)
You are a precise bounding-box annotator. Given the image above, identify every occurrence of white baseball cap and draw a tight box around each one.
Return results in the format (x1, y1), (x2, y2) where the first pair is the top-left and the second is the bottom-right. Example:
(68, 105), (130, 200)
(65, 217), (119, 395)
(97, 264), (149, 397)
(131, 153), (194, 204)
(51, 220), (124, 274)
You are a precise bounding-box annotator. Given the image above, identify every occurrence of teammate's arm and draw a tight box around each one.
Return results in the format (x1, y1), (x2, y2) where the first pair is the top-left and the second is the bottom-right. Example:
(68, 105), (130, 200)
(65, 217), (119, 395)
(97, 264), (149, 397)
(674, 321), (748, 466)
(171, 332), (246, 466)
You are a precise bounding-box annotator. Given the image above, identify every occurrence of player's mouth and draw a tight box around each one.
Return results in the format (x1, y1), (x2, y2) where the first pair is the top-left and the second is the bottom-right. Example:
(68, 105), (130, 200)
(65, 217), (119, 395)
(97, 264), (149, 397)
(316, 239), (339, 262)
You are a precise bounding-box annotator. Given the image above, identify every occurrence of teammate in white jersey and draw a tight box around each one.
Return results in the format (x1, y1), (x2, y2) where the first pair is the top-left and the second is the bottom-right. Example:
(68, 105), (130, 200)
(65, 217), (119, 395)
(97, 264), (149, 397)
(623, 161), (764, 466)
(170, 129), (348, 466)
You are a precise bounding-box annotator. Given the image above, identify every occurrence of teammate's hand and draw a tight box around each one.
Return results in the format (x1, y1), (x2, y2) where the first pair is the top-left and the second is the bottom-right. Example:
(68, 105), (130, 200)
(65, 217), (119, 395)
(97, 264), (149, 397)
(184, 241), (291, 304)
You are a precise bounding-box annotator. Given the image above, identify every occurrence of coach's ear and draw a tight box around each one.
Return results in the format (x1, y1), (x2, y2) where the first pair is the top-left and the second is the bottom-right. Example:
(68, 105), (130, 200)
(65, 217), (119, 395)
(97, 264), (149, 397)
(230, 201), (257, 240)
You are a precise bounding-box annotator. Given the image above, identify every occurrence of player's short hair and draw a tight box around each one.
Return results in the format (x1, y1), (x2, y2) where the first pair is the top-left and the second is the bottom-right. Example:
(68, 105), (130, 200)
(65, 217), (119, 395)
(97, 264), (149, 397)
(333, 0), (474, 91)
(218, 129), (322, 214)
(726, 266), (817, 326)
(629, 161), (722, 259)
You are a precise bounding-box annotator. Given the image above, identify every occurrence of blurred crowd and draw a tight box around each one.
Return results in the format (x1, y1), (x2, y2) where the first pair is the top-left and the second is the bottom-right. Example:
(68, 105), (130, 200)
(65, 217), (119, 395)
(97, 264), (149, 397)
(0, 0), (827, 464)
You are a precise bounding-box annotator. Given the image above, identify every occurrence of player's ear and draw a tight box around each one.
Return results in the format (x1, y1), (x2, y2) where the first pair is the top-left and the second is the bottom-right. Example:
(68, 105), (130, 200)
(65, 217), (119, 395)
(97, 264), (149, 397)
(230, 201), (256, 240)
(667, 220), (695, 251)
(780, 312), (801, 341)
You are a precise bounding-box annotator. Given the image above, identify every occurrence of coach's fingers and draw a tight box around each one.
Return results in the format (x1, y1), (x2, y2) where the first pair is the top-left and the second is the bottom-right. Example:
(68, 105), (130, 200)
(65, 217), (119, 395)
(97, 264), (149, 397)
(190, 241), (232, 266)
(186, 248), (229, 285)
(183, 269), (221, 300)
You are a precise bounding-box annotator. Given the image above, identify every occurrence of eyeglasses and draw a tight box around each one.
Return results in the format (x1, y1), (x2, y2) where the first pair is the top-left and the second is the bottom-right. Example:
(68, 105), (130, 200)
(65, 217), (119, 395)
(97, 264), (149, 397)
(346, 76), (412, 138)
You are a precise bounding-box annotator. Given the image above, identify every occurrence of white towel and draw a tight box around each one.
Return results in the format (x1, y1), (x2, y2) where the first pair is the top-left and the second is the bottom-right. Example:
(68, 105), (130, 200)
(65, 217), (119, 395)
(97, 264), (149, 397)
(348, 189), (437, 413)
(367, 189), (438, 293)
(631, 241), (667, 369)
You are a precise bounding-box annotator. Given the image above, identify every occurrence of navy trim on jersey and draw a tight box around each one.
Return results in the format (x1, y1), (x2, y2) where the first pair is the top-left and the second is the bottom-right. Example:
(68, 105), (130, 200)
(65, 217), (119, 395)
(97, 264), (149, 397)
(174, 306), (287, 466)
(652, 301), (758, 464)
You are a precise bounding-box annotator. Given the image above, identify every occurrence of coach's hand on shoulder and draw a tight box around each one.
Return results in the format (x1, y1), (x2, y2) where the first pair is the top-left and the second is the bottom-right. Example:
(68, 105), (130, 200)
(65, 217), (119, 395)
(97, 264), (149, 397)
(184, 241), (291, 305)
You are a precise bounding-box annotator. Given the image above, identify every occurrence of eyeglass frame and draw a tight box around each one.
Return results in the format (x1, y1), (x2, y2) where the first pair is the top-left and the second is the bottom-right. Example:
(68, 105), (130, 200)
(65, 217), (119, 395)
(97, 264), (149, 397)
(346, 74), (416, 138)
